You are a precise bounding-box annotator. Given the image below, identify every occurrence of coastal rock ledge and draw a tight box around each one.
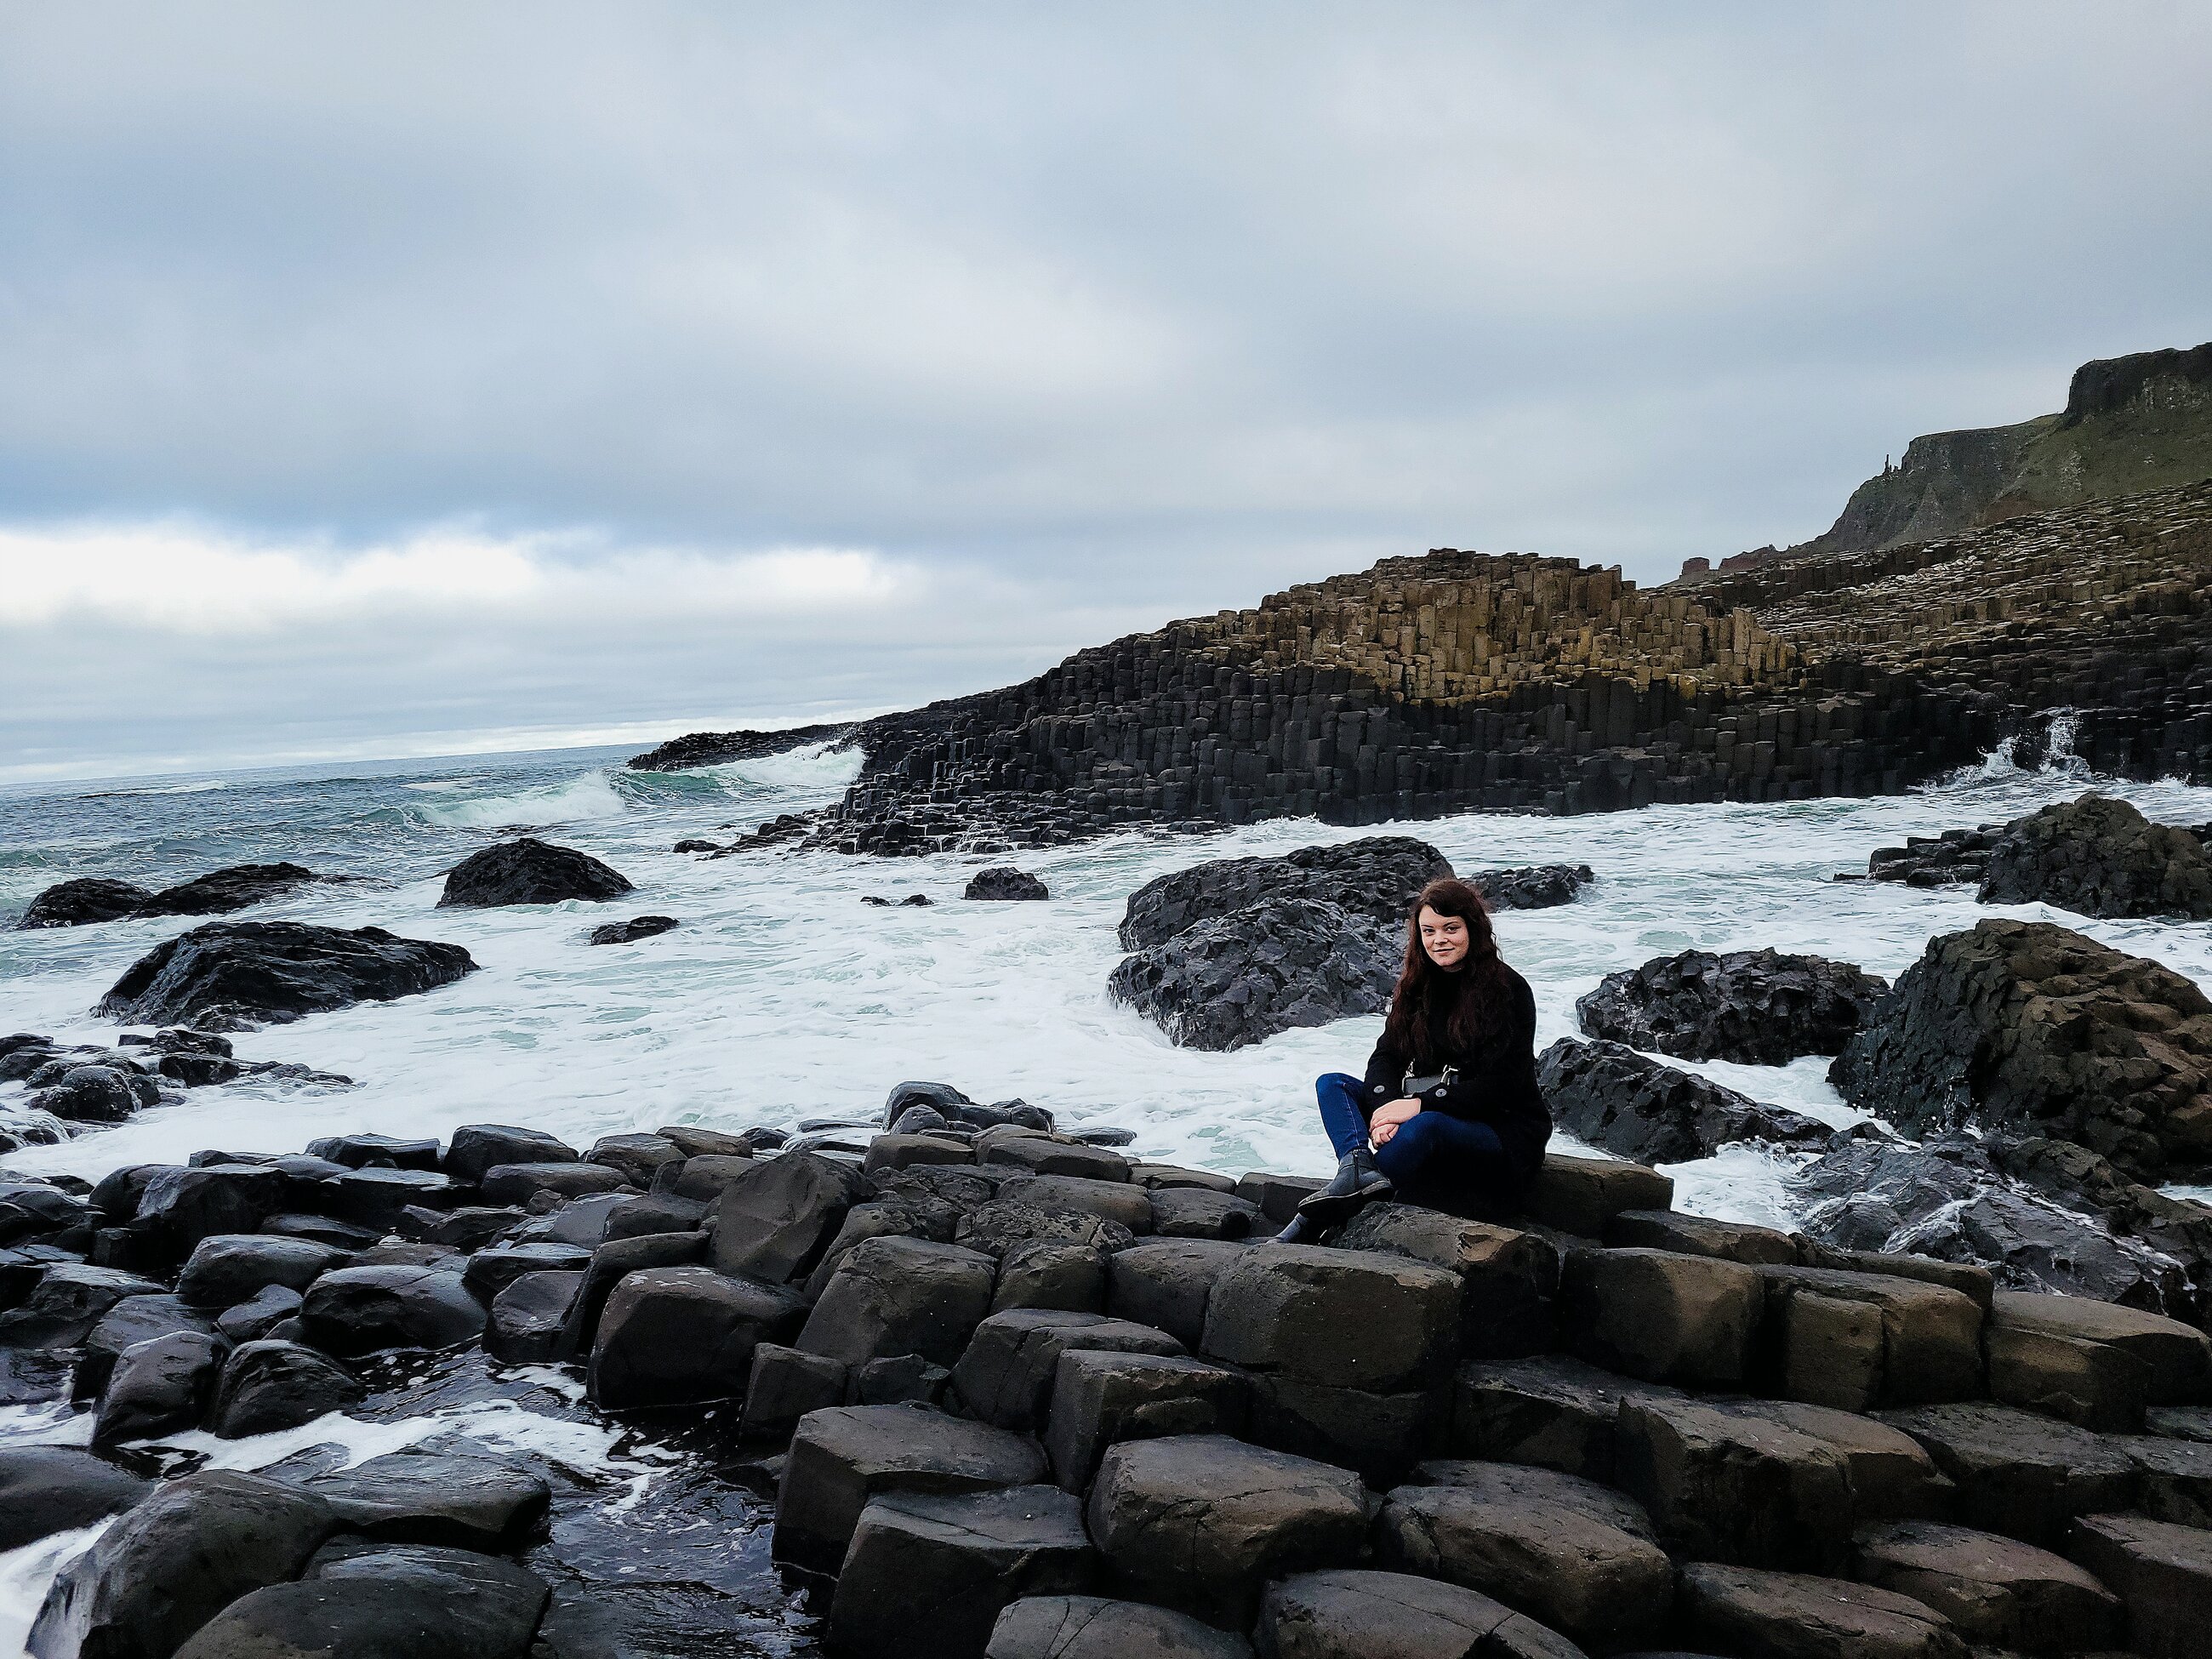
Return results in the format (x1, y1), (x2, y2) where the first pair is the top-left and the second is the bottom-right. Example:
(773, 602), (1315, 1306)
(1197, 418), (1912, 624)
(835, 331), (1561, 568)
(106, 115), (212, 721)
(3, 1075), (2209, 1657)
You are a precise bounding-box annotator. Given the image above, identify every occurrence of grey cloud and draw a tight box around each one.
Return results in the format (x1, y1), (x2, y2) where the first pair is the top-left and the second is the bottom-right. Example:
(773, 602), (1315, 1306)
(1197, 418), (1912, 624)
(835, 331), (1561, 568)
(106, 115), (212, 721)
(2, 3), (2209, 775)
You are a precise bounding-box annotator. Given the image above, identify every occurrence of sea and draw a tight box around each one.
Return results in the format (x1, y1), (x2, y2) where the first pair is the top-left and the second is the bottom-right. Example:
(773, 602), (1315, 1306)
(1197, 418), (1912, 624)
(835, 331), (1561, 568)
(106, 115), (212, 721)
(2, 731), (2209, 1650)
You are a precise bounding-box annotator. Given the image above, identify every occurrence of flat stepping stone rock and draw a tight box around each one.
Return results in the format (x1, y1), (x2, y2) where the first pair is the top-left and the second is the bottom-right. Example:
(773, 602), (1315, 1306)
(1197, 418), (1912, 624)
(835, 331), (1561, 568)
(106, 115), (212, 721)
(1084, 1433), (1366, 1626)
(1678, 1563), (1966, 1659)
(1991, 1291), (2212, 1405)
(1616, 1396), (1853, 1572)
(1376, 1461), (1671, 1649)
(1559, 1246), (1764, 1388)
(1104, 1239), (1251, 1346)
(830, 1485), (1093, 1659)
(1878, 1402), (2137, 1547)
(1199, 1242), (1461, 1395)
(2067, 1510), (2212, 1659)
(953, 1309), (1183, 1431)
(304, 1450), (550, 1549)
(1452, 1354), (1681, 1484)
(443, 1125), (578, 1184)
(1725, 1400), (1954, 1527)
(1520, 1153), (1673, 1239)
(1850, 1519), (2123, 1652)
(987, 1594), (1251, 1658)
(798, 1236), (997, 1368)
(1260, 1569), (1580, 1659)
(775, 1403), (1047, 1577)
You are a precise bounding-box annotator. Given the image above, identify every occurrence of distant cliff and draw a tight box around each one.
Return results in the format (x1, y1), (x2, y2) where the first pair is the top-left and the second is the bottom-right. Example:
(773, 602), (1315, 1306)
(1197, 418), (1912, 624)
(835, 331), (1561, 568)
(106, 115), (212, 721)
(1680, 342), (2212, 581)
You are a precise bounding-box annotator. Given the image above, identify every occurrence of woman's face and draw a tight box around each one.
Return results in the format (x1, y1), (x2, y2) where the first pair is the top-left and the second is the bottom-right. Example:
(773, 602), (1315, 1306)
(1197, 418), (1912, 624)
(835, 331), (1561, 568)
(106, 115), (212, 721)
(1418, 905), (1470, 969)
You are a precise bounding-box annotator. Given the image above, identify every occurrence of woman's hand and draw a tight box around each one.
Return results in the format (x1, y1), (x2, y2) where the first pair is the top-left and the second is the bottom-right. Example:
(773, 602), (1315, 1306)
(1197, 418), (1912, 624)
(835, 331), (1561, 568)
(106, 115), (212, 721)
(1369, 1097), (1422, 1146)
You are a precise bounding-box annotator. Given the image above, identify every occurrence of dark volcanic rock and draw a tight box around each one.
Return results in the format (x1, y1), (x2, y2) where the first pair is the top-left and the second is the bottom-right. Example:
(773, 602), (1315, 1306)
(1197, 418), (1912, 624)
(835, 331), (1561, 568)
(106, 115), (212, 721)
(986, 1595), (1251, 1659)
(966, 867), (1050, 901)
(296, 1265), (487, 1355)
(437, 838), (633, 908)
(1977, 792), (2212, 918)
(174, 1551), (548, 1659)
(28, 1468), (338, 1659)
(18, 878), (155, 929)
(94, 921), (477, 1031)
(1792, 1133), (2199, 1320)
(1117, 837), (1452, 950)
(208, 1340), (364, 1438)
(93, 1330), (228, 1446)
(1539, 1037), (1836, 1161)
(31, 1063), (149, 1125)
(1830, 918), (2212, 1181)
(1577, 948), (1890, 1064)
(628, 722), (853, 771)
(587, 915), (679, 944)
(1109, 896), (1394, 1052)
(0, 1447), (151, 1550)
(1468, 864), (1593, 909)
(17, 863), (327, 931)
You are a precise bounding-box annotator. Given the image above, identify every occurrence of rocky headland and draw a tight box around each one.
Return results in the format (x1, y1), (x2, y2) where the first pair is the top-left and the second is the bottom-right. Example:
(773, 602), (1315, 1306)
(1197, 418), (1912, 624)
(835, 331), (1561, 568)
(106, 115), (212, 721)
(641, 476), (2212, 856)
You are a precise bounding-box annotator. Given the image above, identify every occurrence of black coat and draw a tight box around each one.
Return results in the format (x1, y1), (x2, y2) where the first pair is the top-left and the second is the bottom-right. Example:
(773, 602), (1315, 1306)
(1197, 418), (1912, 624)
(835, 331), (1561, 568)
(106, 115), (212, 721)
(1360, 962), (1552, 1184)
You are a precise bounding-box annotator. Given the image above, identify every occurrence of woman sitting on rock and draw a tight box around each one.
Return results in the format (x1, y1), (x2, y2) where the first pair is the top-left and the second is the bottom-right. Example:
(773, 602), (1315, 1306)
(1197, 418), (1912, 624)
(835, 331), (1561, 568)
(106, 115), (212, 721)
(1281, 876), (1550, 1240)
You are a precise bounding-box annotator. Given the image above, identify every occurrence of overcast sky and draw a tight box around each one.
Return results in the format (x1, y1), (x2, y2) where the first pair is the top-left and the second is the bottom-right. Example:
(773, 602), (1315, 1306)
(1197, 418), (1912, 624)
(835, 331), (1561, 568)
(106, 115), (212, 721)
(4, 3), (2209, 781)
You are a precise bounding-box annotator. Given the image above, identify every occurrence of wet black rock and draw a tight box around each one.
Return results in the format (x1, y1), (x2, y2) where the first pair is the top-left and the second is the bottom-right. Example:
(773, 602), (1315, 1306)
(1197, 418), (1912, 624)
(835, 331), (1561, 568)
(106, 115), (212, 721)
(444, 1124), (579, 1184)
(94, 921), (477, 1032)
(94, 1329), (229, 1446)
(1577, 948), (1891, 1064)
(1792, 1134), (2200, 1320)
(304, 1449), (551, 1549)
(1977, 792), (2212, 918)
(587, 915), (679, 945)
(0, 1447), (152, 1550)
(17, 863), (329, 930)
(1109, 896), (1395, 1052)
(628, 722), (853, 771)
(18, 878), (156, 929)
(1865, 824), (2005, 888)
(862, 893), (934, 907)
(296, 1265), (487, 1355)
(436, 838), (634, 908)
(1468, 864), (1594, 909)
(1539, 1038), (1837, 1163)
(176, 1234), (347, 1309)
(966, 867), (1051, 901)
(1831, 918), (2212, 1182)
(177, 1546), (550, 1659)
(28, 1468), (339, 1659)
(1117, 836), (1452, 950)
(28, 1063), (151, 1125)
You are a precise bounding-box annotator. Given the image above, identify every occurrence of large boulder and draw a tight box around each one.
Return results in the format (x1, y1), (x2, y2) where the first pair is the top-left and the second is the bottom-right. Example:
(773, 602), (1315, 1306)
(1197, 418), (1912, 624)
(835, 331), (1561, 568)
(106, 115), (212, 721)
(1791, 1132), (2201, 1320)
(1558, 1246), (1764, 1388)
(484, 1271), (584, 1365)
(27, 1469), (338, 1659)
(296, 1265), (487, 1355)
(1086, 1435), (1367, 1627)
(93, 1330), (229, 1445)
(709, 1151), (869, 1284)
(966, 868), (1051, 901)
(830, 1485), (1094, 1659)
(798, 1237), (996, 1369)
(94, 921), (477, 1031)
(1044, 1350), (1246, 1491)
(0, 1446), (151, 1550)
(19, 876), (156, 928)
(0, 1264), (166, 1348)
(1116, 838), (1452, 950)
(954, 1309), (1184, 1432)
(587, 1263), (806, 1408)
(436, 838), (633, 908)
(29, 1063), (149, 1125)
(172, 1546), (549, 1659)
(1104, 1239), (1250, 1348)
(77, 1295), (219, 1400)
(1830, 920), (2212, 1182)
(1577, 948), (1890, 1064)
(208, 1340), (363, 1437)
(175, 1234), (346, 1309)
(1616, 1395), (1855, 1571)
(1978, 792), (2212, 919)
(1108, 897), (1396, 1052)
(1538, 1037), (1833, 1162)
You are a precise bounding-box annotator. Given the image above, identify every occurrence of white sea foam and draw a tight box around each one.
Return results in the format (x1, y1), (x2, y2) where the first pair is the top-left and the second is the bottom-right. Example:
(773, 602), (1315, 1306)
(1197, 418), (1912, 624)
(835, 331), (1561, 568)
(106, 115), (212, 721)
(408, 769), (630, 828)
(0, 1521), (111, 1658)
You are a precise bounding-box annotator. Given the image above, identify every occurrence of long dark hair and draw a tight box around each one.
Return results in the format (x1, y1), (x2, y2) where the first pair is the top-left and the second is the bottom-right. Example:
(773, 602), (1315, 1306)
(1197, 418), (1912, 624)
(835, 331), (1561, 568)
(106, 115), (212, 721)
(1382, 877), (1512, 1063)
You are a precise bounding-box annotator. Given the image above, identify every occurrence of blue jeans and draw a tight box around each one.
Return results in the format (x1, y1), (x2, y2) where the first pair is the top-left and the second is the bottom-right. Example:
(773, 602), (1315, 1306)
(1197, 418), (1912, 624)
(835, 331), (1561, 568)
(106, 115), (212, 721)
(1315, 1071), (1516, 1217)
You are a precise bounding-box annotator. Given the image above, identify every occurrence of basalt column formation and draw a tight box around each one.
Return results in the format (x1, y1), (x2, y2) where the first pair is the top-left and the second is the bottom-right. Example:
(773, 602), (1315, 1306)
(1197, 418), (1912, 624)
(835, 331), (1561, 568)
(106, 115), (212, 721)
(795, 483), (2210, 852)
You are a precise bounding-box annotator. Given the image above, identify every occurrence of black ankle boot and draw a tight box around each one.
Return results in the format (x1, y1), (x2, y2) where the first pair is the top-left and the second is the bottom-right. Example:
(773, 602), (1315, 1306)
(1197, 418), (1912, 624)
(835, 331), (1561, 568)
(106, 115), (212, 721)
(1274, 1212), (1314, 1244)
(1293, 1148), (1394, 1229)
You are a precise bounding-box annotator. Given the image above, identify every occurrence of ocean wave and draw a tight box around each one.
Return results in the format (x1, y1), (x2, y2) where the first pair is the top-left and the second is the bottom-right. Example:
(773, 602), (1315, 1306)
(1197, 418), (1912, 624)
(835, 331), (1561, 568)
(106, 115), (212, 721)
(698, 739), (864, 794)
(77, 779), (229, 800)
(408, 771), (629, 828)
